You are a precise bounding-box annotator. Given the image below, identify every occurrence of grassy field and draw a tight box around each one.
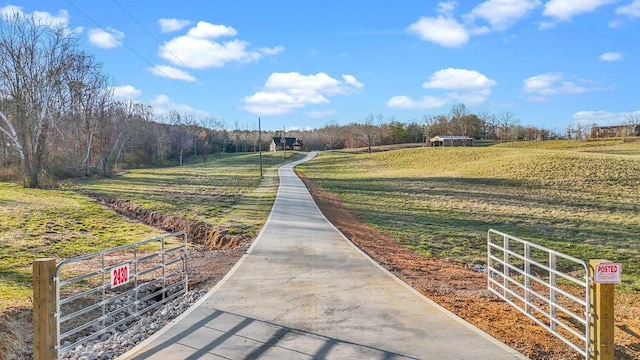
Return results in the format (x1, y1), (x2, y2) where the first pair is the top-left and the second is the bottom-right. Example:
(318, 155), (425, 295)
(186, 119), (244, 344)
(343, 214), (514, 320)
(297, 140), (640, 293)
(0, 152), (302, 310)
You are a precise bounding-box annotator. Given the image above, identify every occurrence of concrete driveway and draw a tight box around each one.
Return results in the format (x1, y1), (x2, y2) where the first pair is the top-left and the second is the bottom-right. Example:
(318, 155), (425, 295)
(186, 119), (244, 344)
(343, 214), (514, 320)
(120, 152), (526, 359)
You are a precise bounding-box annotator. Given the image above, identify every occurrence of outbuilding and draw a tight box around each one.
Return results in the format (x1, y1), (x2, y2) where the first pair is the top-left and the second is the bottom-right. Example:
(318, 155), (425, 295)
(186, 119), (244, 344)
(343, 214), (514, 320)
(429, 135), (474, 147)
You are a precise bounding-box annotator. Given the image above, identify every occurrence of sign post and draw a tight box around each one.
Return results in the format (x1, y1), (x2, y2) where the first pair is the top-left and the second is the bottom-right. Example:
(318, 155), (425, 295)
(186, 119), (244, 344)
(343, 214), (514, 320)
(33, 258), (57, 360)
(589, 260), (620, 360)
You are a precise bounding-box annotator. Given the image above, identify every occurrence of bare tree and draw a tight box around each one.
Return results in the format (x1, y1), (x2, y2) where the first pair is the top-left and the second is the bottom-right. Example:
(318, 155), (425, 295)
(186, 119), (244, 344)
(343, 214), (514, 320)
(167, 110), (191, 165)
(198, 117), (224, 154)
(0, 13), (81, 187)
(62, 52), (110, 176)
(450, 103), (480, 145)
(477, 110), (496, 139)
(357, 114), (379, 153)
(450, 103), (468, 139)
(93, 100), (145, 176)
(115, 102), (152, 169)
(497, 111), (519, 143)
(565, 121), (575, 140)
(1, 130), (9, 167)
(625, 112), (640, 137)
(321, 120), (342, 150)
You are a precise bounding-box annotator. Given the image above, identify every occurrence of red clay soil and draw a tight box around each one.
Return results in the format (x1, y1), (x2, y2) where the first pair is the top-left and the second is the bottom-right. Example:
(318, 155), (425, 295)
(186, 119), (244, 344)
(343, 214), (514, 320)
(298, 174), (640, 360)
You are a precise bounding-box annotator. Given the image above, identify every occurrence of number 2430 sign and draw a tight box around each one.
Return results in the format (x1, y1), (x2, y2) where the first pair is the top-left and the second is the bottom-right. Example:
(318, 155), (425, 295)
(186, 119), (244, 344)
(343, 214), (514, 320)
(111, 264), (130, 288)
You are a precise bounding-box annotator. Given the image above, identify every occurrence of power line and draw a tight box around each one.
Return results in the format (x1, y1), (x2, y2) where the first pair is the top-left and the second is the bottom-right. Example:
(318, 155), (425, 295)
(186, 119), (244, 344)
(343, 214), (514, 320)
(63, 0), (206, 103)
(109, 0), (200, 81)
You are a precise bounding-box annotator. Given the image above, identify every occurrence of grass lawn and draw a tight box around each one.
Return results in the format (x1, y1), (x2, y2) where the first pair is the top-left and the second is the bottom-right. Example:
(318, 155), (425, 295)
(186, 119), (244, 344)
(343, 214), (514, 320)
(296, 140), (640, 293)
(0, 151), (303, 310)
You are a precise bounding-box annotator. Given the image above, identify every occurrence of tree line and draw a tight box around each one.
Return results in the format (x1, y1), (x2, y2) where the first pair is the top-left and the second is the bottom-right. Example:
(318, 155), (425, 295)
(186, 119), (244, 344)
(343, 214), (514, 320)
(0, 14), (559, 188)
(0, 14), (273, 187)
(288, 105), (559, 153)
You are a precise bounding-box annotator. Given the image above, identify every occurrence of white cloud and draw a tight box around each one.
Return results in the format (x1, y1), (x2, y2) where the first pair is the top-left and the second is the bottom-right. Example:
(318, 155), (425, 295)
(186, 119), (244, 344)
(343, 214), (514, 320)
(423, 68), (497, 90)
(243, 91), (302, 116)
(258, 46), (285, 56)
(408, 0), (540, 47)
(616, 0), (640, 16)
(186, 21), (237, 38)
(243, 72), (364, 116)
(523, 73), (594, 101)
(33, 9), (70, 27)
(388, 68), (496, 110)
(307, 110), (338, 119)
(543, 0), (617, 21)
(0, 5), (70, 27)
(599, 52), (622, 61)
(0, 5), (22, 17)
(88, 27), (124, 49)
(437, 1), (458, 17)
(466, 0), (541, 31)
(159, 21), (282, 68)
(342, 74), (364, 89)
(470, 25), (491, 35)
(149, 65), (197, 82)
(158, 18), (192, 33)
(112, 85), (142, 100)
(387, 95), (450, 110)
(151, 94), (209, 117)
(407, 16), (469, 47)
(573, 110), (640, 126)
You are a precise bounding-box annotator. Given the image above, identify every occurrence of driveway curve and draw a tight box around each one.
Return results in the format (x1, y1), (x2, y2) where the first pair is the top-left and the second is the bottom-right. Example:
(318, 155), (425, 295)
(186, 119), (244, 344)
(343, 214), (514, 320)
(121, 152), (526, 360)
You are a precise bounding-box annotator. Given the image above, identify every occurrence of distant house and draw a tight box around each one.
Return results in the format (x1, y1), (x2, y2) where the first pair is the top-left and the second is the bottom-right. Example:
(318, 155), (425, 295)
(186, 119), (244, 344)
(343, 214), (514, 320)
(270, 137), (303, 151)
(590, 124), (640, 138)
(428, 135), (474, 147)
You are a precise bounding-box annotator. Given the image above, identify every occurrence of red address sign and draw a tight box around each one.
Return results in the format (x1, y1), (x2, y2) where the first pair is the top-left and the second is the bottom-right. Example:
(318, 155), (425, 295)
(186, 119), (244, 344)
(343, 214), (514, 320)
(111, 264), (130, 288)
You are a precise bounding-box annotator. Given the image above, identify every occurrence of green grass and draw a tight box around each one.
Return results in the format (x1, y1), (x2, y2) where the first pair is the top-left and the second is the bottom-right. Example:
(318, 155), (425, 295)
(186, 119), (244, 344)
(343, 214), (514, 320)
(0, 184), (163, 310)
(297, 142), (640, 292)
(0, 151), (303, 310)
(68, 152), (304, 232)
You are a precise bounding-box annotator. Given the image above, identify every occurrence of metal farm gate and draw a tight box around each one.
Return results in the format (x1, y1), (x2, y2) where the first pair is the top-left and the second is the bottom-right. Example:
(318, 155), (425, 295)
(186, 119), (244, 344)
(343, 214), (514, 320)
(54, 232), (188, 356)
(487, 229), (591, 359)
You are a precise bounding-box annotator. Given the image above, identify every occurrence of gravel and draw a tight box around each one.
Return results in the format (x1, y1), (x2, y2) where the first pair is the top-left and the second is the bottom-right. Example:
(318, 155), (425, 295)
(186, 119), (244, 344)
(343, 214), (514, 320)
(59, 289), (207, 360)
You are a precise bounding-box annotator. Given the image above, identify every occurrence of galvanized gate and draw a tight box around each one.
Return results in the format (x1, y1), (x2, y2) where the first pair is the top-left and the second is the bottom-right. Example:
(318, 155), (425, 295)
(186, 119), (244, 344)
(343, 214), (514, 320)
(54, 232), (188, 356)
(487, 229), (591, 359)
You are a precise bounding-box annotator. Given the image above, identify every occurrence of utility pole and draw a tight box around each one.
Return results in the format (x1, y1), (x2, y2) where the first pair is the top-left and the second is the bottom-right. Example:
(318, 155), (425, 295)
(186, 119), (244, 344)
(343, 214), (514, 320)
(283, 126), (286, 159)
(258, 117), (263, 179)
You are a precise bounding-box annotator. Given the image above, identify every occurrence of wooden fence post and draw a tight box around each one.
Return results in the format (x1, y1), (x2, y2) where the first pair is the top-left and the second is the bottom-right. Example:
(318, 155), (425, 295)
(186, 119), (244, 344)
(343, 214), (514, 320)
(589, 259), (615, 360)
(33, 258), (57, 360)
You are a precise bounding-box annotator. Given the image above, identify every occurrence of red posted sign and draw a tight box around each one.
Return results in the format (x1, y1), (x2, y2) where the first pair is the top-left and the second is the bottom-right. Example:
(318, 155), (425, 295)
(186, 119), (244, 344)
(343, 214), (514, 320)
(594, 263), (622, 284)
(111, 264), (130, 288)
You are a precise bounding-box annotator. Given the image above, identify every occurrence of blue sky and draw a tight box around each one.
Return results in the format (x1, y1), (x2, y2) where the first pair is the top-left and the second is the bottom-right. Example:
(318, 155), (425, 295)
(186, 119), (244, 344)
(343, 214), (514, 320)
(3, 0), (640, 132)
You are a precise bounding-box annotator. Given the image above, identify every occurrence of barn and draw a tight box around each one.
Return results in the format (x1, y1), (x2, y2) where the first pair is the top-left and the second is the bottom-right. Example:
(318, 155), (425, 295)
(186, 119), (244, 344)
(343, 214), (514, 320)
(428, 135), (474, 147)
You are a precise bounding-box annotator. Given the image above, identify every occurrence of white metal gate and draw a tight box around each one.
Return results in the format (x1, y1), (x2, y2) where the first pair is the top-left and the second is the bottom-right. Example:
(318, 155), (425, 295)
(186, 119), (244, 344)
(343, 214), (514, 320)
(54, 232), (188, 356)
(487, 229), (591, 359)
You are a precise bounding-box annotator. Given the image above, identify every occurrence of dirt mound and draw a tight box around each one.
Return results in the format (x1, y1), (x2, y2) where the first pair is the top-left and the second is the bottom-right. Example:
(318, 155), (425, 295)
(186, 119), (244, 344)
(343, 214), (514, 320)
(83, 192), (247, 250)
